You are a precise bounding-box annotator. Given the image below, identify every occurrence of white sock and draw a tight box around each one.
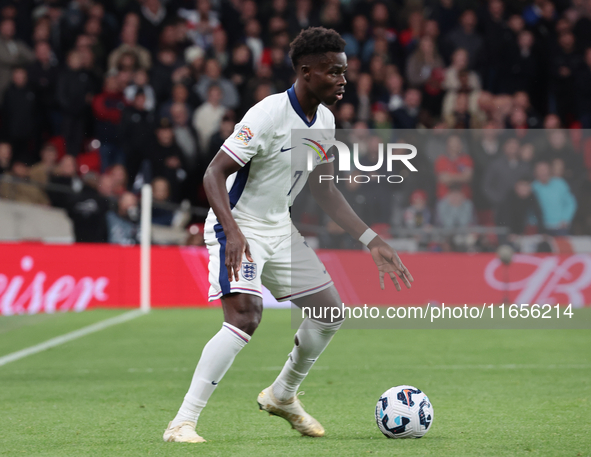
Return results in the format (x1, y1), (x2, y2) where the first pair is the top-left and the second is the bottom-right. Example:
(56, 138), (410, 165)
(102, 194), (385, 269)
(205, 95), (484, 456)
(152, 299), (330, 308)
(272, 317), (342, 402)
(171, 322), (250, 427)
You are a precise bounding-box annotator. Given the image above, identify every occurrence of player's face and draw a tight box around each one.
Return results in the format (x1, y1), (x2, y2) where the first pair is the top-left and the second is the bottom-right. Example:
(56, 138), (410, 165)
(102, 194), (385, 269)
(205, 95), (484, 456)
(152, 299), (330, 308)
(310, 52), (347, 106)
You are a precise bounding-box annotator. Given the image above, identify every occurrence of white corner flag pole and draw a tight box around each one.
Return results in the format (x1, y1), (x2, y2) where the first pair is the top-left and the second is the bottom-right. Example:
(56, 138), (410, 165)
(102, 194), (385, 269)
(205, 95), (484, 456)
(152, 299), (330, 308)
(140, 184), (152, 313)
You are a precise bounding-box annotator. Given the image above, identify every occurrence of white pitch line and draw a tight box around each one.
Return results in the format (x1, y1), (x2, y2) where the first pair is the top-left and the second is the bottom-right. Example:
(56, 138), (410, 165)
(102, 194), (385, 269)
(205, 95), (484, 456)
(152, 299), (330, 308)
(0, 309), (146, 367)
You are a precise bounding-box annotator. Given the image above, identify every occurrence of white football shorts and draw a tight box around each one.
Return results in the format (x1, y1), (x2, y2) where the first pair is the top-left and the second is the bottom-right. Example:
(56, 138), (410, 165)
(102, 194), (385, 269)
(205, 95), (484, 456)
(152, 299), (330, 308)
(206, 225), (333, 302)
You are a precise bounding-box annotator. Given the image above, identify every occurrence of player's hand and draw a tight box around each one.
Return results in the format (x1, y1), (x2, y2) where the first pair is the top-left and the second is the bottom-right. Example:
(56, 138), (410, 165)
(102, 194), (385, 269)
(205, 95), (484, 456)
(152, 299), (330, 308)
(368, 239), (413, 291)
(225, 229), (254, 282)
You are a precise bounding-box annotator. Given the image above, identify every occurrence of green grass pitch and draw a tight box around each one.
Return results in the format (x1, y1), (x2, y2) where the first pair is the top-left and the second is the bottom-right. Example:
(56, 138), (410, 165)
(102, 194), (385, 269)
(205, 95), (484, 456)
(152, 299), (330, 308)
(0, 308), (589, 456)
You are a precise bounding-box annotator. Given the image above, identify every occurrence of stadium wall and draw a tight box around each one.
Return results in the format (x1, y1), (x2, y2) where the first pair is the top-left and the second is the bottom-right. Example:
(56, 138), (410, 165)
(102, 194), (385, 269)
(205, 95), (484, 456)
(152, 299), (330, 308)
(0, 243), (590, 315)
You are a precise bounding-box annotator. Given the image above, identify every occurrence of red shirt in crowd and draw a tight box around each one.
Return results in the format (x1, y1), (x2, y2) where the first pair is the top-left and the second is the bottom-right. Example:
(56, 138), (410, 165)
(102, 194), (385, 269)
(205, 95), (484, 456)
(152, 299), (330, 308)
(434, 153), (474, 199)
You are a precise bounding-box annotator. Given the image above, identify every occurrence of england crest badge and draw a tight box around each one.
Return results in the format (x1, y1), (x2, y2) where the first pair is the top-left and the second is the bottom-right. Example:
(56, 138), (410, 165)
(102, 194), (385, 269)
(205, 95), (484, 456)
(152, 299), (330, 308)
(241, 262), (257, 281)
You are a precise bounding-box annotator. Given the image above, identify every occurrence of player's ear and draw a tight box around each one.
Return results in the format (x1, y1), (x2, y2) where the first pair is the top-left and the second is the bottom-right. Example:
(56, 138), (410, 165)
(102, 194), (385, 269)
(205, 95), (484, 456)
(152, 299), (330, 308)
(301, 64), (311, 81)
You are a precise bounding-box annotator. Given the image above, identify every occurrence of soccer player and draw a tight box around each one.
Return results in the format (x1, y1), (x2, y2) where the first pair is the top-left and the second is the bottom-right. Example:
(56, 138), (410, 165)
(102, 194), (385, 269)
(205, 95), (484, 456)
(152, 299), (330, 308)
(164, 27), (413, 443)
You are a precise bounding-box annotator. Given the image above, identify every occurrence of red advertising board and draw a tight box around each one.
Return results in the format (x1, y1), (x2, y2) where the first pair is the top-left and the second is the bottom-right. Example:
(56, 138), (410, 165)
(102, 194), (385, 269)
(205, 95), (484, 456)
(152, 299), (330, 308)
(0, 243), (590, 315)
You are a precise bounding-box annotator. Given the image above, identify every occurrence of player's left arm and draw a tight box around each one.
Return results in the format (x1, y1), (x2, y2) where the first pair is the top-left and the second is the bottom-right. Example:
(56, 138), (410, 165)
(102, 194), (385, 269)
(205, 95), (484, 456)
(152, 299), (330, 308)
(308, 162), (413, 291)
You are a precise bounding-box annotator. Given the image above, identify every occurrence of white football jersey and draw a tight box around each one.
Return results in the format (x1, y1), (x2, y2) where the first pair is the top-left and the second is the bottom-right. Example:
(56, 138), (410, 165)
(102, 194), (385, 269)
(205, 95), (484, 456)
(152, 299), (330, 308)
(204, 85), (335, 238)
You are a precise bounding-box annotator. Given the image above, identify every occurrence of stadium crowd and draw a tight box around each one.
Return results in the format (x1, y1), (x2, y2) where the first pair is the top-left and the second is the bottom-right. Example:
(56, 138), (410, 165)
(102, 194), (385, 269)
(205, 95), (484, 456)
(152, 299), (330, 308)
(0, 0), (591, 249)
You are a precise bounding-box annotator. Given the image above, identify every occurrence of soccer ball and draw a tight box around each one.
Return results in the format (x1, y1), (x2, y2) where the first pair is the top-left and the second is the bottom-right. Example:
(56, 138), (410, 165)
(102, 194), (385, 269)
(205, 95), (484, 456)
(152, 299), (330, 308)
(375, 385), (434, 439)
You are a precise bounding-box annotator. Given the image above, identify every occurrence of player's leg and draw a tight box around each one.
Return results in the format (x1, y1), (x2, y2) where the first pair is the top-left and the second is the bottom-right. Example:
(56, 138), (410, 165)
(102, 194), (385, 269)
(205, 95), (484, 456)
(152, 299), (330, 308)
(164, 293), (262, 442)
(257, 286), (343, 437)
(272, 285), (343, 401)
(165, 230), (267, 442)
(257, 229), (343, 436)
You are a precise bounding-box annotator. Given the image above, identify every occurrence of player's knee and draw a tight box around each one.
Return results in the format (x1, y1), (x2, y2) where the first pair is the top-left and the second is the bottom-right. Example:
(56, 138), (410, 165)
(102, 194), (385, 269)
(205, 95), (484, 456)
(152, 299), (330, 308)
(223, 294), (262, 336)
(237, 310), (261, 335)
(298, 316), (342, 340)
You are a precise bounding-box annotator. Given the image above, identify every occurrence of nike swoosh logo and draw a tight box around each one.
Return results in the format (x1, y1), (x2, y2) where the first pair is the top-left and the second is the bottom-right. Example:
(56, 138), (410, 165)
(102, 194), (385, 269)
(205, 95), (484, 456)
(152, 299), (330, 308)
(211, 381), (218, 385)
(280, 146), (295, 152)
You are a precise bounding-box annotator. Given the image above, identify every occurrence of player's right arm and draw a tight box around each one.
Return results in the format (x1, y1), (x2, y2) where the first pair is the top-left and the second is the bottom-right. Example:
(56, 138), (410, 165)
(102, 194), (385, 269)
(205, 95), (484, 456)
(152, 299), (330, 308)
(203, 152), (253, 282)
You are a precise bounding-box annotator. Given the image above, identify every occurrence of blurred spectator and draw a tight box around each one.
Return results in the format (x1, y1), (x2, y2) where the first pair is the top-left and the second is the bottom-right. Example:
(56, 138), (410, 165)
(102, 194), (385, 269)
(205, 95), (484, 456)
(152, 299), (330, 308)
(184, 45), (205, 84)
(227, 43), (254, 96)
(120, 89), (155, 186)
(77, 42), (102, 93)
(27, 41), (59, 135)
(371, 103), (391, 131)
(151, 177), (174, 226)
(500, 30), (538, 96)
(551, 157), (566, 180)
(421, 67), (445, 119)
(193, 84), (226, 152)
(343, 15), (374, 64)
(178, 0), (220, 50)
(107, 192), (139, 245)
(195, 58), (239, 109)
(170, 102), (199, 174)
(124, 69), (156, 112)
(0, 141), (11, 174)
(244, 19), (263, 68)
(335, 102), (355, 129)
(443, 10), (483, 70)
(470, 124), (502, 217)
(269, 45), (292, 93)
(108, 164), (128, 196)
(472, 91), (494, 127)
(432, 0), (460, 37)
(208, 115), (235, 163)
(1, 67), (38, 164)
(532, 161), (577, 236)
(0, 18), (34, 103)
(540, 130), (586, 194)
(0, 161), (49, 205)
(512, 91), (542, 129)
(47, 155), (82, 209)
(97, 173), (115, 199)
(443, 48), (481, 92)
(148, 118), (187, 202)
(498, 179), (545, 235)
(483, 138), (530, 222)
(575, 47), (591, 128)
(160, 82), (194, 120)
(57, 50), (94, 157)
(210, 28), (229, 70)
(549, 31), (581, 124)
(406, 36), (444, 89)
(138, 0), (169, 51)
(399, 10), (424, 54)
(151, 48), (182, 107)
(404, 190), (432, 229)
(30, 143), (58, 186)
(108, 24), (151, 71)
(442, 69), (480, 118)
(443, 91), (472, 128)
(92, 72), (125, 171)
(481, 0), (508, 93)
(65, 172), (109, 242)
(435, 134), (473, 199)
(436, 184), (474, 228)
(519, 142), (536, 175)
(354, 73), (373, 123)
(391, 89), (422, 129)
(384, 72), (404, 113)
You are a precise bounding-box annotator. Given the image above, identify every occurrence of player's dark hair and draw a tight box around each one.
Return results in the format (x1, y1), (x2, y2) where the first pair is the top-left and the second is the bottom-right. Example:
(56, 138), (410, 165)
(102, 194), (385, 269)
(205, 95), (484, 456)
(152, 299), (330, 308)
(289, 27), (346, 68)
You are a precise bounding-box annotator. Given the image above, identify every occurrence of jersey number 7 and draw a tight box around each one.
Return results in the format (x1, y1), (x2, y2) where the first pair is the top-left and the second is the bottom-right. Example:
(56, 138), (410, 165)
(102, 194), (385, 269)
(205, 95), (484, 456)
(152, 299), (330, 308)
(287, 170), (303, 196)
